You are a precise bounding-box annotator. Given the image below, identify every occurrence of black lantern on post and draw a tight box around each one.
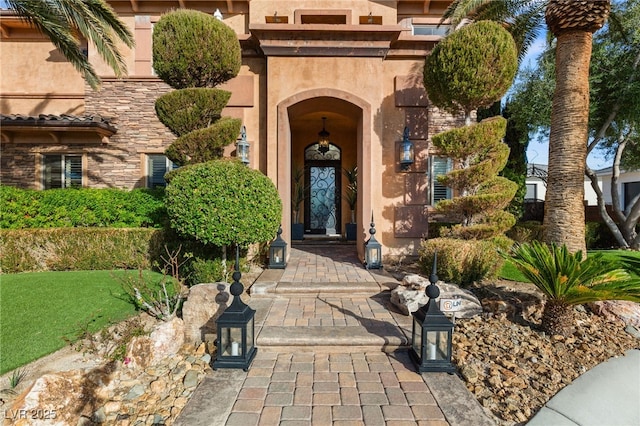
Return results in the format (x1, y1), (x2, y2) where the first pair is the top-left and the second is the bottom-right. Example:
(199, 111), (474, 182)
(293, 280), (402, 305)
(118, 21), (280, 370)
(268, 226), (287, 269)
(410, 252), (455, 373)
(399, 127), (414, 171)
(213, 245), (257, 371)
(236, 126), (250, 166)
(364, 212), (382, 269)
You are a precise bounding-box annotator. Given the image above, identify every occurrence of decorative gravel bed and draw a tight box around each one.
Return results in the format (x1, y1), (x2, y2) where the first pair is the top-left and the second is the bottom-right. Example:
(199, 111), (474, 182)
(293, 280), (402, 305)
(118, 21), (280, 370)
(454, 281), (639, 425)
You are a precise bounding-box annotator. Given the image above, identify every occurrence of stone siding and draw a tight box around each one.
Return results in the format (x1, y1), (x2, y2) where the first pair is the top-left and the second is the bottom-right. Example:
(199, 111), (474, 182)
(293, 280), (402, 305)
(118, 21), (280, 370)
(0, 79), (176, 190)
(84, 79), (176, 189)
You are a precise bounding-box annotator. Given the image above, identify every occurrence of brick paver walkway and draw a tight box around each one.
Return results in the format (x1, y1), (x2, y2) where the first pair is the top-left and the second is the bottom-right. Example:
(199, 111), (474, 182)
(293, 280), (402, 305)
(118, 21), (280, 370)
(263, 296), (396, 327)
(227, 351), (448, 426)
(176, 244), (453, 426)
(279, 246), (374, 283)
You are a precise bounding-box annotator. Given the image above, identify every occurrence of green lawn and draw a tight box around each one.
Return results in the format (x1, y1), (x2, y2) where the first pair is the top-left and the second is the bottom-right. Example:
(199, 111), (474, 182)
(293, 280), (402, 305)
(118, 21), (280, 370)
(0, 270), (166, 375)
(499, 249), (640, 282)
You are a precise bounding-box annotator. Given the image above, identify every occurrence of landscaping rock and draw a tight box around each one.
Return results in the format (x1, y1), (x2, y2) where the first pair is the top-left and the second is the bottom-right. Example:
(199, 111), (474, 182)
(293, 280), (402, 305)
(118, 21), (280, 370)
(10, 370), (106, 425)
(390, 274), (482, 318)
(181, 283), (231, 345)
(588, 300), (640, 327)
(150, 316), (185, 361)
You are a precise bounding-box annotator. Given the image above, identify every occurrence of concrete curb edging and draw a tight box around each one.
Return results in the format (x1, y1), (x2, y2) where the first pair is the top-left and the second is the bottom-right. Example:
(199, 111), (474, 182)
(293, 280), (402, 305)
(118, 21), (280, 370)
(423, 372), (496, 426)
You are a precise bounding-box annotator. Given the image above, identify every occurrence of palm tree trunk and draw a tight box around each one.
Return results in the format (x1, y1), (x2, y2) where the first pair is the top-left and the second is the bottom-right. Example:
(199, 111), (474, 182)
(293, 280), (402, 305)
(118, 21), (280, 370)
(543, 30), (591, 254)
(541, 299), (574, 337)
(543, 0), (610, 254)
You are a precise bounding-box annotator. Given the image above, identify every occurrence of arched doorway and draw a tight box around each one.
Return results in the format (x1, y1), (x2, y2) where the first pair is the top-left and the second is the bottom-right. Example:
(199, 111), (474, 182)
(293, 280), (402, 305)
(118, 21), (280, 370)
(304, 143), (341, 235)
(276, 89), (372, 259)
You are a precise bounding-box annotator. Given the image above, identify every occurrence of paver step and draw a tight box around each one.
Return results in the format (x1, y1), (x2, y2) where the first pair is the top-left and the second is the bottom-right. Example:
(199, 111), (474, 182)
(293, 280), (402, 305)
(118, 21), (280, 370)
(257, 324), (409, 352)
(250, 281), (389, 296)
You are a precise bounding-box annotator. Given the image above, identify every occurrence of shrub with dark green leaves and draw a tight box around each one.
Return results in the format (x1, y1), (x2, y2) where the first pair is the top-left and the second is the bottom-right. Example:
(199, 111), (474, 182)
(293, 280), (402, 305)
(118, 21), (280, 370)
(165, 159), (282, 247)
(418, 236), (513, 286)
(152, 9), (241, 89)
(155, 88), (231, 137)
(0, 185), (167, 229)
(165, 117), (242, 166)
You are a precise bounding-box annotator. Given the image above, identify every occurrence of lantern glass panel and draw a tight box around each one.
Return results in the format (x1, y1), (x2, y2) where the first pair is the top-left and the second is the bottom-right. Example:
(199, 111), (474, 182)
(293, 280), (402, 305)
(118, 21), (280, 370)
(247, 317), (255, 351)
(400, 142), (414, 163)
(237, 142), (249, 164)
(425, 331), (449, 360)
(221, 327), (243, 357)
(412, 317), (422, 355)
(366, 246), (379, 265)
(271, 247), (284, 264)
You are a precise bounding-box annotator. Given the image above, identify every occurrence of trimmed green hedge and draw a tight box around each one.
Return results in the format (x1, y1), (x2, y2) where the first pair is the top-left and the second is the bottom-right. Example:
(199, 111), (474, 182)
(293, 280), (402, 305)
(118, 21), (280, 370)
(0, 227), (253, 285)
(0, 186), (167, 229)
(0, 228), (165, 273)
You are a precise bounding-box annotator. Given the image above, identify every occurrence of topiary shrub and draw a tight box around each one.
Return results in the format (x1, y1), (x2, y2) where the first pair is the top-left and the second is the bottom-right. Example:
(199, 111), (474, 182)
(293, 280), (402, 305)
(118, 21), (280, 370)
(165, 159), (282, 247)
(155, 88), (231, 136)
(418, 236), (513, 286)
(433, 117), (518, 239)
(152, 9), (242, 165)
(423, 20), (518, 121)
(164, 117), (242, 166)
(152, 9), (241, 89)
(506, 221), (545, 244)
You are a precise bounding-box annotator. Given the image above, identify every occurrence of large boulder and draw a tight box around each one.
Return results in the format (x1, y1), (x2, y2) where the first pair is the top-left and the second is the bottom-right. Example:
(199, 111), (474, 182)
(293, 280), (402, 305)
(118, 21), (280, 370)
(9, 366), (116, 426)
(125, 316), (185, 369)
(181, 283), (231, 345)
(390, 274), (483, 318)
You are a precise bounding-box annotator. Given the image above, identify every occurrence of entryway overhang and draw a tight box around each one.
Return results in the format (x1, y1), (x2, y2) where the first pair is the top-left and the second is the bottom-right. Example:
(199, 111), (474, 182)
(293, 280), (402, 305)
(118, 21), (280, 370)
(249, 24), (403, 57)
(0, 114), (116, 144)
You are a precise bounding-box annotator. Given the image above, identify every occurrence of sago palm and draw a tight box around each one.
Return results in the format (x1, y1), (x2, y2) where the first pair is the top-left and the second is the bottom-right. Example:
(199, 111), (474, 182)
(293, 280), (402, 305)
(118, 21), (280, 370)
(506, 241), (640, 336)
(6, 0), (134, 89)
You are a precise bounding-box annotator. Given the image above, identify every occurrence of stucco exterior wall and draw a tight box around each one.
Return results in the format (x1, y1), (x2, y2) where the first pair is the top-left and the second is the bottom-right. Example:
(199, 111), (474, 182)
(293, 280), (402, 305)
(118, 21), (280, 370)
(1, 0), (462, 259)
(0, 37), (85, 115)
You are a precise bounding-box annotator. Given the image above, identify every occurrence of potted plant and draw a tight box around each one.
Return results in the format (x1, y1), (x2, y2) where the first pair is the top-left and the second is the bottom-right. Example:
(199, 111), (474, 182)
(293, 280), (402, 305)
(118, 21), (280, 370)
(343, 165), (357, 241)
(291, 166), (305, 240)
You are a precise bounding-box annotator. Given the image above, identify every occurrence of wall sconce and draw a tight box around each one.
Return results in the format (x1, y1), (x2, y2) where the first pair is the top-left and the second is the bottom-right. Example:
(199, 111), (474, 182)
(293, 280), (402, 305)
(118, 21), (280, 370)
(236, 126), (250, 166)
(399, 127), (414, 171)
(213, 8), (223, 20)
(317, 117), (330, 154)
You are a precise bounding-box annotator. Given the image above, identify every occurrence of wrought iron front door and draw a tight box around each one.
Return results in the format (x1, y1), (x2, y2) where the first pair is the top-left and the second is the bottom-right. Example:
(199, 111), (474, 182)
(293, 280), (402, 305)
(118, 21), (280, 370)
(305, 161), (341, 235)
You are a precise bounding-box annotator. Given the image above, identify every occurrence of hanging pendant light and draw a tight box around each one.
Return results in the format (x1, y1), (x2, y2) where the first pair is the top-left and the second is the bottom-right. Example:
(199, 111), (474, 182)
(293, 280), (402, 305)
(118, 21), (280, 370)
(318, 117), (330, 154)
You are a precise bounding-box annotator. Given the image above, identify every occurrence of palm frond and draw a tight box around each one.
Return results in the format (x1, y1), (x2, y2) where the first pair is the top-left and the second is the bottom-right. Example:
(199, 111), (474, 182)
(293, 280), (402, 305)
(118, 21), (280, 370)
(504, 241), (640, 305)
(6, 0), (134, 89)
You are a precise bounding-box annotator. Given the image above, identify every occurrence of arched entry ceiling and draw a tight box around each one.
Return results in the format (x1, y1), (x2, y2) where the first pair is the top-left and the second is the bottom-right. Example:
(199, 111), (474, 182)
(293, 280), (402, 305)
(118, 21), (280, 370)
(287, 96), (361, 136)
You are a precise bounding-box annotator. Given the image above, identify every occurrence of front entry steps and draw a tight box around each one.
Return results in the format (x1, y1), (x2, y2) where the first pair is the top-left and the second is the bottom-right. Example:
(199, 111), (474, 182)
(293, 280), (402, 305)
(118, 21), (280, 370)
(248, 263), (411, 352)
(250, 294), (412, 353)
(256, 324), (409, 353)
(250, 268), (400, 297)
